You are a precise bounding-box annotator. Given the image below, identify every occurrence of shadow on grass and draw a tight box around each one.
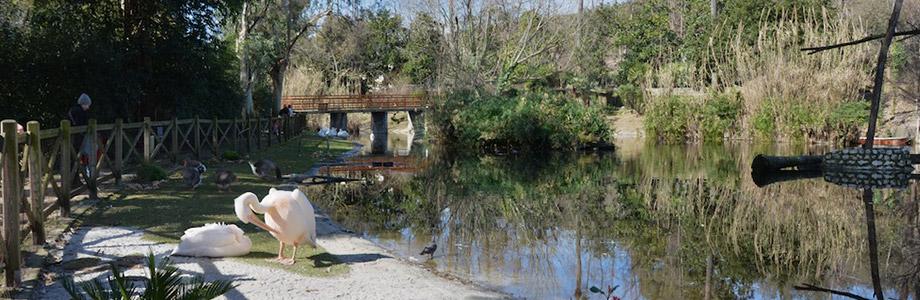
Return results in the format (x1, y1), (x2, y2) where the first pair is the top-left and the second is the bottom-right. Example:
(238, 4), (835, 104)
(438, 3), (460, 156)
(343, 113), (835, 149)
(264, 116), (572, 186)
(82, 136), (357, 277)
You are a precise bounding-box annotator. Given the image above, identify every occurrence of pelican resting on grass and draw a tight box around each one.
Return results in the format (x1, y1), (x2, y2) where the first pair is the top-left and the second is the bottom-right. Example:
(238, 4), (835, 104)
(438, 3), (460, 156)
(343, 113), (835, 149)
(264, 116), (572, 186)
(234, 188), (317, 265)
(214, 170), (237, 191)
(248, 159), (281, 180)
(171, 223), (252, 257)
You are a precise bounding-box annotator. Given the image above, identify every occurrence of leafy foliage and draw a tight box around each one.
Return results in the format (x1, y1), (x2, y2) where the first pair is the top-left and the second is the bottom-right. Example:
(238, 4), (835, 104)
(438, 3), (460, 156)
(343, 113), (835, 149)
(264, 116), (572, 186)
(0, 0), (242, 125)
(432, 91), (612, 152)
(136, 162), (169, 183)
(62, 252), (235, 300)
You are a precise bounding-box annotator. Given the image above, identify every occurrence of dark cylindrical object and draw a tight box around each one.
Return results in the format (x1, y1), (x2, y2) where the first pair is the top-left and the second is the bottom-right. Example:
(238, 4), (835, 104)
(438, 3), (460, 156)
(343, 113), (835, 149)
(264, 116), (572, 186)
(751, 169), (823, 187)
(752, 154), (823, 172)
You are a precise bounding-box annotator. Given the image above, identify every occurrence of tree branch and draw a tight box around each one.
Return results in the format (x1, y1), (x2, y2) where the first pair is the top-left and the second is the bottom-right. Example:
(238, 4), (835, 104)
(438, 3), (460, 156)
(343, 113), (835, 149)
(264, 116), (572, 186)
(246, 0), (271, 33)
(794, 284), (870, 300)
(801, 28), (920, 54)
(285, 10), (332, 57)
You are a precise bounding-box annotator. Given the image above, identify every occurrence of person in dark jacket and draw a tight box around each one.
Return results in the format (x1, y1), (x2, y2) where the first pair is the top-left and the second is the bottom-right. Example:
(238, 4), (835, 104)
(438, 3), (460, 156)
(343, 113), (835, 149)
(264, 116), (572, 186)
(67, 93), (98, 199)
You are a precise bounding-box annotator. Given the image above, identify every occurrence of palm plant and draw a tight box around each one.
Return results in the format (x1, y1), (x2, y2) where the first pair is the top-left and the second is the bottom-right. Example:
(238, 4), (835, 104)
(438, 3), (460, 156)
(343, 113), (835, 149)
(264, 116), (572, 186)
(62, 252), (235, 300)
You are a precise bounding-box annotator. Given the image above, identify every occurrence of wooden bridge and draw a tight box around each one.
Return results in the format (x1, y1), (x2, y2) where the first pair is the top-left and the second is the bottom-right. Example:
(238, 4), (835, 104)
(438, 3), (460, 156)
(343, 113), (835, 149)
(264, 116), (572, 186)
(318, 155), (422, 174)
(282, 94), (428, 136)
(281, 94), (428, 113)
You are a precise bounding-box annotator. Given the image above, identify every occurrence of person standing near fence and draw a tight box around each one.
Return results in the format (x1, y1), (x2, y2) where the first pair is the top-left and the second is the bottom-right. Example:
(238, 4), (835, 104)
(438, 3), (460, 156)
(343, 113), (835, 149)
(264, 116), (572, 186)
(67, 93), (98, 198)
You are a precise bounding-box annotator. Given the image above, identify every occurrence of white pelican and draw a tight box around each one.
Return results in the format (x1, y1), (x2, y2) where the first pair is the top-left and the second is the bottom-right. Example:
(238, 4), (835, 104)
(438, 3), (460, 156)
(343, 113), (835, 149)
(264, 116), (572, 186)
(171, 223), (252, 257)
(233, 189), (317, 265)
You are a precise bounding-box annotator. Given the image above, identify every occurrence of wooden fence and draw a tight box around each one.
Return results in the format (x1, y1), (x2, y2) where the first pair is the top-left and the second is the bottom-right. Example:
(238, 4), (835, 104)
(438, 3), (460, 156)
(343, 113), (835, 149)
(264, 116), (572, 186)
(0, 114), (307, 288)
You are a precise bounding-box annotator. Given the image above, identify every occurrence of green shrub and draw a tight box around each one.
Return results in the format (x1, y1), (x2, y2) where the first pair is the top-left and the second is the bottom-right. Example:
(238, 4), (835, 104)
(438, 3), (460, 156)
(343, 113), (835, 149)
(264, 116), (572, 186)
(644, 96), (693, 143)
(698, 92), (742, 143)
(438, 91), (611, 152)
(752, 102), (776, 139)
(616, 84), (644, 113)
(136, 162), (168, 182)
(222, 150), (242, 161)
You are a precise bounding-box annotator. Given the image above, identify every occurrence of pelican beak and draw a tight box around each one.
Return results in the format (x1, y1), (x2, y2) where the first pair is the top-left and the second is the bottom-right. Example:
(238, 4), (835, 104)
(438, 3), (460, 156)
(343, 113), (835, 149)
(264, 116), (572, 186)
(248, 215), (280, 236)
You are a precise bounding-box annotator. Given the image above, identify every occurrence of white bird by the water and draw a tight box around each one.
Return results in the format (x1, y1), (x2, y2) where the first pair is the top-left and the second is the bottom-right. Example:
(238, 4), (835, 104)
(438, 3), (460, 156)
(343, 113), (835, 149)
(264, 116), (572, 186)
(318, 127), (331, 137)
(336, 129), (349, 139)
(234, 188), (317, 265)
(171, 223), (252, 257)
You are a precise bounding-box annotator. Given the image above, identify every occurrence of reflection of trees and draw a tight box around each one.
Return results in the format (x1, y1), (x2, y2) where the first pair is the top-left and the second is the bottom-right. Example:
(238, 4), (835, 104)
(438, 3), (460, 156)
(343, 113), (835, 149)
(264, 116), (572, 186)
(308, 143), (917, 298)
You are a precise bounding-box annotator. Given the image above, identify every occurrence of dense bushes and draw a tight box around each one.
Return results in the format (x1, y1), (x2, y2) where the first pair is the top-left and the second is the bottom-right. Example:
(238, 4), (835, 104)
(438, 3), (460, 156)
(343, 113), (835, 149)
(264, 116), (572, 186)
(645, 92), (869, 143)
(645, 92), (742, 143)
(431, 91), (612, 153)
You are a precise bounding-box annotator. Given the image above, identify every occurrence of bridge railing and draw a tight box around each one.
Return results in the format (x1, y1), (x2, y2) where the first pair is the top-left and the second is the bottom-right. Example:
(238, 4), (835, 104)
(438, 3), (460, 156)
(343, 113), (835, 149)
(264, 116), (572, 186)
(0, 114), (308, 288)
(282, 94), (428, 112)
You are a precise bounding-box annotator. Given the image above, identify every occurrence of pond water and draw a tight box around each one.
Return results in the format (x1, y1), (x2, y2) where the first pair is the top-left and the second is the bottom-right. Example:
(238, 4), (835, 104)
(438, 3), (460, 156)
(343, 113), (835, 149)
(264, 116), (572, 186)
(308, 133), (920, 300)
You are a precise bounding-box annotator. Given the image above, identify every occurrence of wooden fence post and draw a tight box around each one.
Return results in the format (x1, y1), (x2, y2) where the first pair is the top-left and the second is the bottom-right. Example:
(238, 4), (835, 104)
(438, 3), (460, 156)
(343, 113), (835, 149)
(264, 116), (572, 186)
(143, 117), (152, 162)
(212, 117), (219, 157)
(232, 117), (239, 153)
(193, 116), (202, 160)
(26, 121), (45, 245)
(113, 119), (123, 185)
(86, 119), (98, 199)
(244, 118), (252, 153)
(256, 117), (262, 149)
(170, 118), (179, 162)
(267, 118), (273, 147)
(59, 120), (71, 217)
(2, 120), (22, 287)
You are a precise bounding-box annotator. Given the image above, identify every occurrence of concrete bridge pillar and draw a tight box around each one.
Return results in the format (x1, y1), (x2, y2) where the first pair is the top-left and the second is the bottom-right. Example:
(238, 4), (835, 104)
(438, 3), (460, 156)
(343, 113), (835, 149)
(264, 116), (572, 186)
(371, 111), (388, 154)
(371, 112), (388, 135)
(407, 111), (425, 138)
(329, 113), (347, 130)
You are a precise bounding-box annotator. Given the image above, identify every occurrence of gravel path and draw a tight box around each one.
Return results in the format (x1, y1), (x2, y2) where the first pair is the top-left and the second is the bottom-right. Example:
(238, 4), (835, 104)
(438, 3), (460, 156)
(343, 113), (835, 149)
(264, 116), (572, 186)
(38, 209), (505, 299)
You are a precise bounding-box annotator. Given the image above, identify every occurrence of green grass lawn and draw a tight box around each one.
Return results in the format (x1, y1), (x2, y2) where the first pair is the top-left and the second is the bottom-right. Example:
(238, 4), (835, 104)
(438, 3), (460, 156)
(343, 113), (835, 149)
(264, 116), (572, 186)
(85, 135), (356, 277)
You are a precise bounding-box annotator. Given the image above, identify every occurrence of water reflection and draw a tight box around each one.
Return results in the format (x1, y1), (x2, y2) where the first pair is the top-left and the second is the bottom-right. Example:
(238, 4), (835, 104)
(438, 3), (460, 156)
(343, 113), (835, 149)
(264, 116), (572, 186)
(306, 141), (920, 299)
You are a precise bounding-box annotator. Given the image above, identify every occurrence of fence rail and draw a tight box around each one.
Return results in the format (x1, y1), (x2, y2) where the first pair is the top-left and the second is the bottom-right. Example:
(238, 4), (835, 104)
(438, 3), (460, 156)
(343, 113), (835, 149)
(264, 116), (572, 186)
(0, 114), (308, 288)
(281, 94), (428, 113)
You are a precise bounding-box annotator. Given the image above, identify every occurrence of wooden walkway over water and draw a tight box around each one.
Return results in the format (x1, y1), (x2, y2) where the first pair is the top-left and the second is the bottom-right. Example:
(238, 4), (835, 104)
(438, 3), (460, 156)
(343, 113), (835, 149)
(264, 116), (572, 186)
(281, 94), (428, 113)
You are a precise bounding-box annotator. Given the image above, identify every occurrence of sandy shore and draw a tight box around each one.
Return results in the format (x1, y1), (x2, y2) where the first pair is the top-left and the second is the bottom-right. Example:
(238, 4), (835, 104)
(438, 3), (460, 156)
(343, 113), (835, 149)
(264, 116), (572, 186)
(37, 208), (505, 299)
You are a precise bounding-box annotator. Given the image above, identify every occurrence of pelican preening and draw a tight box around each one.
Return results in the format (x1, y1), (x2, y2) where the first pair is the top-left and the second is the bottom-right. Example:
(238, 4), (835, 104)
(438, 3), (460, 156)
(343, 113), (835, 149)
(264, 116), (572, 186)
(171, 223), (252, 257)
(234, 188), (317, 265)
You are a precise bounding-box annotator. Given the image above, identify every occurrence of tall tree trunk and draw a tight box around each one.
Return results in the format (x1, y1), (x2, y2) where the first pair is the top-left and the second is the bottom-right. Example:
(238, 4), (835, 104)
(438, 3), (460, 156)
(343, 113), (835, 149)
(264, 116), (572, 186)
(238, 2), (255, 117)
(270, 62), (286, 116)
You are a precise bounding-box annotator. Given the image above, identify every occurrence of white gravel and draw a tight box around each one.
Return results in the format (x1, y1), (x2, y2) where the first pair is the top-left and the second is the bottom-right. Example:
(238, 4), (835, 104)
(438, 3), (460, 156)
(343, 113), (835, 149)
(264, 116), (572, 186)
(38, 213), (505, 299)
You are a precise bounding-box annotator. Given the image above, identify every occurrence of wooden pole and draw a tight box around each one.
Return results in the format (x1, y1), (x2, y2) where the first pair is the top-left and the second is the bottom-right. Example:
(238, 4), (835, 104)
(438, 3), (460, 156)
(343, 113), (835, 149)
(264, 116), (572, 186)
(256, 117), (262, 149)
(26, 121), (45, 245)
(863, 0), (904, 151)
(86, 119), (98, 199)
(193, 116), (202, 160)
(267, 117), (273, 147)
(212, 116), (220, 157)
(1, 120), (22, 287)
(113, 118), (123, 185)
(170, 118), (179, 162)
(232, 117), (239, 152)
(58, 120), (71, 217)
(245, 118), (252, 153)
(143, 117), (152, 162)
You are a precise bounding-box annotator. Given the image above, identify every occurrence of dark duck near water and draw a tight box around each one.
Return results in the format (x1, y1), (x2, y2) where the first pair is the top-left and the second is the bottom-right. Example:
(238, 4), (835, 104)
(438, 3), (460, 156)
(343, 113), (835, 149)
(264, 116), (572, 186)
(249, 159), (281, 180)
(420, 243), (437, 259)
(214, 170), (237, 191)
(181, 167), (202, 189)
